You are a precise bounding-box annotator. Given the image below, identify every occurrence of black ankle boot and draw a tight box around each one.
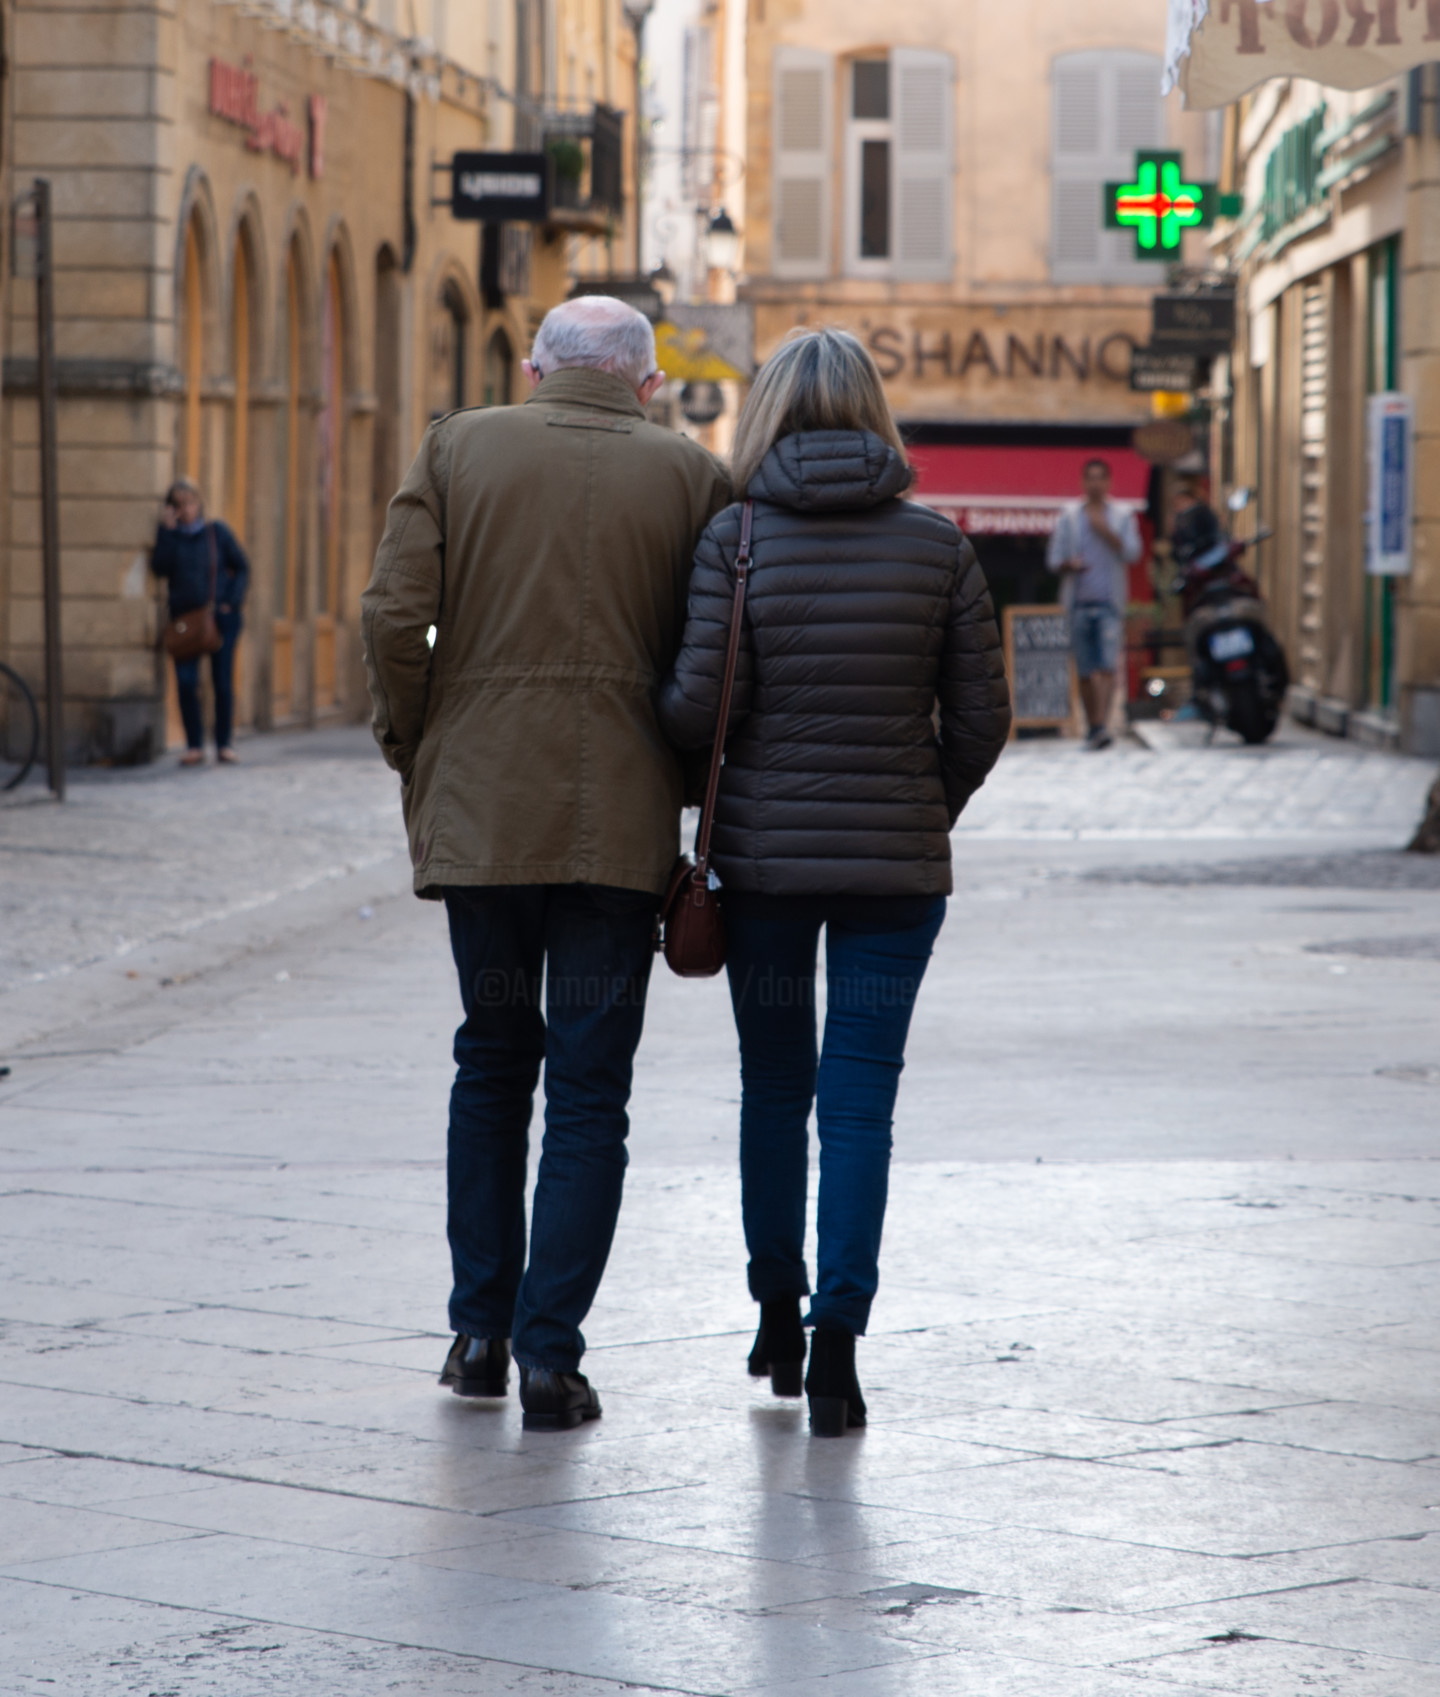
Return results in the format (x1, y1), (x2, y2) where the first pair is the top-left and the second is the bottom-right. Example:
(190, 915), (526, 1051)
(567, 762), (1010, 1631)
(805, 1324), (866, 1436)
(747, 1297), (807, 1398)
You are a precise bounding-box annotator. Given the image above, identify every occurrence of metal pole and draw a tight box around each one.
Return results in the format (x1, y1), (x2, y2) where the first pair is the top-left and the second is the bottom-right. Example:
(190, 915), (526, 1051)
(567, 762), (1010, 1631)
(34, 178), (65, 801)
(632, 16), (645, 274)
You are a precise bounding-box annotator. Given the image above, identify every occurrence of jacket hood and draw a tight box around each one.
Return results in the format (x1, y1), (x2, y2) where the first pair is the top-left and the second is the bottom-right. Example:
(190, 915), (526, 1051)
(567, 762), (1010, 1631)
(747, 429), (913, 512)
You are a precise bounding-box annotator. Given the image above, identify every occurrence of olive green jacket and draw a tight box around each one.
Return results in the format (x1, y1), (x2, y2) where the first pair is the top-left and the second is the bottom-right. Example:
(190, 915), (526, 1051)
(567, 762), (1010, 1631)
(361, 369), (732, 897)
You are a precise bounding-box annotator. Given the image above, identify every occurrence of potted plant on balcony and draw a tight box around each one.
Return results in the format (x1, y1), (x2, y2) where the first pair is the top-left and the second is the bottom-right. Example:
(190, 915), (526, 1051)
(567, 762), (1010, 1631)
(547, 137), (585, 210)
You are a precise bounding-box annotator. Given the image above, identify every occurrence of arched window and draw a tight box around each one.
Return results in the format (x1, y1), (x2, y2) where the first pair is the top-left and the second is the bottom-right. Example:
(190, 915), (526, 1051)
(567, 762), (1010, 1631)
(1051, 50), (1164, 284)
(484, 329), (514, 407)
(432, 278), (468, 417)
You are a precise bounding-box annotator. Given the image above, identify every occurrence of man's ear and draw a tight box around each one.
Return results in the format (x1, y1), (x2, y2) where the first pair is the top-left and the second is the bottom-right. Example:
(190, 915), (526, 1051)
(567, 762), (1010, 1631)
(637, 371), (665, 406)
(522, 360), (542, 391)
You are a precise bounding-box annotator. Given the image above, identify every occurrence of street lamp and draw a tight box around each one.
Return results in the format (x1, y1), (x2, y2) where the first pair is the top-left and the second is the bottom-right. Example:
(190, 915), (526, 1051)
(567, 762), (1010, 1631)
(705, 207), (740, 275)
(622, 0), (655, 275)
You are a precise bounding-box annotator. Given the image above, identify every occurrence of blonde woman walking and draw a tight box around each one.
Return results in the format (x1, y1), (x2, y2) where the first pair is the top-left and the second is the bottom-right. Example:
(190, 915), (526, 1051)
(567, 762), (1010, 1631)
(659, 330), (1010, 1435)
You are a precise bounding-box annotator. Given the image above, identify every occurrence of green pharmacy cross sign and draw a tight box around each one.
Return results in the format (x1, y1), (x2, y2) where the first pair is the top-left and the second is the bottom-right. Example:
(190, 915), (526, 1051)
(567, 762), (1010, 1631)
(1103, 152), (1243, 261)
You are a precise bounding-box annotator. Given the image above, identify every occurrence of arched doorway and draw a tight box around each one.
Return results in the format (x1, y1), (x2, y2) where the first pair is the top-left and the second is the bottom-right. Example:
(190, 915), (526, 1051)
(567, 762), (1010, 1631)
(228, 225), (257, 731)
(484, 328), (514, 406)
(314, 251), (345, 709)
(273, 242), (305, 721)
(182, 216), (205, 480)
(372, 247), (402, 553)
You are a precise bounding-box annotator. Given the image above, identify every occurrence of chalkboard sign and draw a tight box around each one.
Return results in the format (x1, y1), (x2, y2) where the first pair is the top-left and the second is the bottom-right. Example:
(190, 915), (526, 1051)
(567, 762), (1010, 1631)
(1003, 605), (1076, 733)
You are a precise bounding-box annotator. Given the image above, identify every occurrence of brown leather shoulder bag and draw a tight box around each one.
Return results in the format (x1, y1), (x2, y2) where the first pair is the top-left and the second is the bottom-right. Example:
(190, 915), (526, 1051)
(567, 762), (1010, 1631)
(658, 499), (753, 978)
(162, 524), (224, 662)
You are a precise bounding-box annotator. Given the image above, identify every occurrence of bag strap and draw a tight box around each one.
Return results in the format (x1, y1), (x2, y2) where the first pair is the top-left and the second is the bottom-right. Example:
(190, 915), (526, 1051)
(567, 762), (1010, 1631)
(205, 524), (219, 607)
(694, 499), (753, 882)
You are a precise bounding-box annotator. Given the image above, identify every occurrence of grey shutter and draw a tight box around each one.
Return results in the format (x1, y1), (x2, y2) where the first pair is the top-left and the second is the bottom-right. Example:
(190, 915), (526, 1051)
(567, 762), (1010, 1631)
(773, 46), (832, 279)
(1051, 50), (1162, 284)
(892, 48), (953, 281)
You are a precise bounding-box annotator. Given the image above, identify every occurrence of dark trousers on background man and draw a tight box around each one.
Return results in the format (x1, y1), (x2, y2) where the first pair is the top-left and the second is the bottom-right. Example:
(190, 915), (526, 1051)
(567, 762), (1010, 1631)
(442, 882), (658, 1372)
(173, 611), (241, 752)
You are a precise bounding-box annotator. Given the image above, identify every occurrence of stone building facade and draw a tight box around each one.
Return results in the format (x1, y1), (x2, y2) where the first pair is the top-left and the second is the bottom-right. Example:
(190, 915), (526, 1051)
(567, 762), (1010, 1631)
(737, 0), (1213, 620)
(0, 0), (638, 762)
(1216, 73), (1440, 754)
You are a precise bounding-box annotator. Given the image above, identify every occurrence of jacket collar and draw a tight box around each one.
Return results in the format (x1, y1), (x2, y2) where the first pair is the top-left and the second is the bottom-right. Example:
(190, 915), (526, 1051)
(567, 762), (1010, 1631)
(526, 368), (645, 417)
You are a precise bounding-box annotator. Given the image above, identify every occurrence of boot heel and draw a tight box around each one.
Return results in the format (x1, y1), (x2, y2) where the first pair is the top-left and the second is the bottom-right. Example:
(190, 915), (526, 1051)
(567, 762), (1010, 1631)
(770, 1361), (803, 1398)
(808, 1394), (847, 1437)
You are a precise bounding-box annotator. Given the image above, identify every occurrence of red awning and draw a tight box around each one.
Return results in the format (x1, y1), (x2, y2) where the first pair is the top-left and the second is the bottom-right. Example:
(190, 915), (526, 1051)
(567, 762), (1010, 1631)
(908, 443), (1151, 537)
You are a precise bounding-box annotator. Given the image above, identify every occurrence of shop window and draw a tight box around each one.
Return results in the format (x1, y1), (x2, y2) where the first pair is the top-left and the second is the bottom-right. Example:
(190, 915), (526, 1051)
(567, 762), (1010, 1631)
(1051, 50), (1164, 284)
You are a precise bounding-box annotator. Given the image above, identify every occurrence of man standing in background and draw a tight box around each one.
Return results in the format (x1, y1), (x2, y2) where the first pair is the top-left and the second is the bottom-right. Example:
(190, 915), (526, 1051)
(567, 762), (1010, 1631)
(1048, 459), (1142, 750)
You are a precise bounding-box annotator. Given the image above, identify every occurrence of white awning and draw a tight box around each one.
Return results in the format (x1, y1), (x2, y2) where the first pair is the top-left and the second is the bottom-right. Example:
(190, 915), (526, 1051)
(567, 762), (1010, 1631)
(1166, 0), (1440, 109)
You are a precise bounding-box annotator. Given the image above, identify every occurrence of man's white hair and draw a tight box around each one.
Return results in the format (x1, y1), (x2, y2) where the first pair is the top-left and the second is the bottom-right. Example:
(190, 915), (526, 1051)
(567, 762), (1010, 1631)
(531, 296), (656, 388)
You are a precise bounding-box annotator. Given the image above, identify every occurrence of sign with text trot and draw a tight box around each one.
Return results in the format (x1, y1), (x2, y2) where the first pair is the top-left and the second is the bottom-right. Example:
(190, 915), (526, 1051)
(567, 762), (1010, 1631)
(451, 152), (551, 223)
(1366, 392), (1413, 576)
(1103, 153), (1241, 261)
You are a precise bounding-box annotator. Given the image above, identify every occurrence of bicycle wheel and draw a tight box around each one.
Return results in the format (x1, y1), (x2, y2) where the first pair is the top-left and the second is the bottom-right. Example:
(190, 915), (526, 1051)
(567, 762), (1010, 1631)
(0, 662), (41, 792)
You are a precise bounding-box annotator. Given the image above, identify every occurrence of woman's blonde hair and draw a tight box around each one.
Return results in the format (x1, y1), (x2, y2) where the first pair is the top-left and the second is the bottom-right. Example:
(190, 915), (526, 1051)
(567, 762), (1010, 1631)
(730, 328), (908, 493)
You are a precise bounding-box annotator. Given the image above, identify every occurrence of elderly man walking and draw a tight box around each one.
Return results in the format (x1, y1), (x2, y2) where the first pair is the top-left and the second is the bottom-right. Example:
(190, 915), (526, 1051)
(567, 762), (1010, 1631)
(362, 297), (730, 1428)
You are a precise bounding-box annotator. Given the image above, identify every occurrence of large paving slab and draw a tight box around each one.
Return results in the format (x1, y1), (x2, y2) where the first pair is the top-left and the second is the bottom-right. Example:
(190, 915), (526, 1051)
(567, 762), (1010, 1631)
(2, 724), (1438, 1692)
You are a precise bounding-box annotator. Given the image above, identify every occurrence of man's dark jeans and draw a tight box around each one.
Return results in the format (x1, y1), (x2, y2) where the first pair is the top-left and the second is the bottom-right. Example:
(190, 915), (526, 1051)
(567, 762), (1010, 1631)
(443, 883), (658, 1371)
(173, 610), (240, 751)
(725, 896), (946, 1336)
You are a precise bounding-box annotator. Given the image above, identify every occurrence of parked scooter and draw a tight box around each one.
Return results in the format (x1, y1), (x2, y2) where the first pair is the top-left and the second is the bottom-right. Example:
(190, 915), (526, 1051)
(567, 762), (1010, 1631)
(1172, 504), (1289, 744)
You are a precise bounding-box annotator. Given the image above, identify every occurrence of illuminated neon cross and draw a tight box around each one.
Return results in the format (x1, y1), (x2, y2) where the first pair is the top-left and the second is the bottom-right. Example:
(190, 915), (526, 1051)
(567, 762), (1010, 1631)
(1103, 151), (1240, 262)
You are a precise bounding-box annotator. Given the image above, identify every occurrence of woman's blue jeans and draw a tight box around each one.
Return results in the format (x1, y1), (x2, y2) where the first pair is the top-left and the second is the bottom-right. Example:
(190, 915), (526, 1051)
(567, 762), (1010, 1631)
(725, 897), (945, 1336)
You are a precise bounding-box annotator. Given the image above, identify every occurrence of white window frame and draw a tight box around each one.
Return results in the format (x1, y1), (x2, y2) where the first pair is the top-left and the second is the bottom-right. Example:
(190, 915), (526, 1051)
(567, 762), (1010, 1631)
(844, 59), (894, 279)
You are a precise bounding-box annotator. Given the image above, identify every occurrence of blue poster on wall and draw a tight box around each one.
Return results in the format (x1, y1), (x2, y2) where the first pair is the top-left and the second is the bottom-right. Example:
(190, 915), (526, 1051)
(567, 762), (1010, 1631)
(1366, 392), (1413, 577)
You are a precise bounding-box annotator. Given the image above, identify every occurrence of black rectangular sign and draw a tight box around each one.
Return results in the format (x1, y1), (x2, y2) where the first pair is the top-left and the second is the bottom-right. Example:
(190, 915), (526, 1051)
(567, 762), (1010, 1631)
(1151, 291), (1235, 355)
(1004, 606), (1075, 730)
(451, 152), (551, 223)
(1130, 346), (1201, 394)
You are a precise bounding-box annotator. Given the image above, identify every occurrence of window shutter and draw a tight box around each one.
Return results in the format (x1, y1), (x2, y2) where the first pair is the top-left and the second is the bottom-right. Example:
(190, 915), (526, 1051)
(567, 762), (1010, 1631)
(1051, 50), (1162, 284)
(773, 47), (832, 279)
(892, 48), (953, 281)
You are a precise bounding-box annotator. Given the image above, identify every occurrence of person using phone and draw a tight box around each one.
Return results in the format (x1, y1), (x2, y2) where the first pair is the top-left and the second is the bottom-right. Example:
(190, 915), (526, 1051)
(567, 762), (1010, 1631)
(151, 478), (250, 766)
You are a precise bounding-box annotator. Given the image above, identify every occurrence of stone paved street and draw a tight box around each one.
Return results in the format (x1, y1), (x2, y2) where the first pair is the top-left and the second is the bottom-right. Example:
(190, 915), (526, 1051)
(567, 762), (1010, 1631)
(2, 726), (1439, 1694)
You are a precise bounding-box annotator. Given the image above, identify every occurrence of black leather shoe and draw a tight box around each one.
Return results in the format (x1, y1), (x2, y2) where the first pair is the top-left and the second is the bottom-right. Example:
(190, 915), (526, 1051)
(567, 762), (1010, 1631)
(520, 1366), (602, 1430)
(805, 1324), (866, 1436)
(747, 1297), (807, 1398)
(439, 1334), (511, 1398)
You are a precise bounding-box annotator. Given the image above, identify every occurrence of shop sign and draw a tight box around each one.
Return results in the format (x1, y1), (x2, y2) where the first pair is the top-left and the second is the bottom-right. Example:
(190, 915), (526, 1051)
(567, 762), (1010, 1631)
(208, 59), (324, 179)
(1167, 0), (1440, 108)
(1130, 347), (1202, 393)
(1151, 290), (1235, 354)
(862, 325), (1139, 384)
(1366, 391), (1413, 575)
(1102, 153), (1240, 260)
(451, 153), (551, 222)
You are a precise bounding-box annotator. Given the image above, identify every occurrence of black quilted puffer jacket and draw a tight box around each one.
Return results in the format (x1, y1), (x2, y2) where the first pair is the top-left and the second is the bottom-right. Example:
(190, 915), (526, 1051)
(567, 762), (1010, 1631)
(657, 429), (1011, 896)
